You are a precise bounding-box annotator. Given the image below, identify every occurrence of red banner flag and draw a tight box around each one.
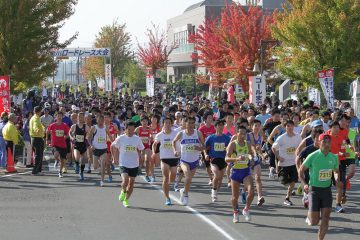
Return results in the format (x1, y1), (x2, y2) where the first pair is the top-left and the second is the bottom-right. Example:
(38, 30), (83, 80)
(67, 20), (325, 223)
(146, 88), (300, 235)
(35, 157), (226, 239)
(0, 76), (10, 114)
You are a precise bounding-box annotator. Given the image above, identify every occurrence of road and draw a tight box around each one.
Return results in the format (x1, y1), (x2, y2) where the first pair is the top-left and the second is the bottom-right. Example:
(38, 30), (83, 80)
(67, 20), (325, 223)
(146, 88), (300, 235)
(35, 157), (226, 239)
(0, 162), (359, 240)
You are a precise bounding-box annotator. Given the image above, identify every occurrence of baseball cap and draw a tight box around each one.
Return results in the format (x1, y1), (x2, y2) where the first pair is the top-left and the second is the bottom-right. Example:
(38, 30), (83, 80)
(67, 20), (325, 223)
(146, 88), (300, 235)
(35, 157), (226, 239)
(164, 107), (169, 112)
(319, 133), (331, 141)
(175, 111), (182, 117)
(311, 120), (323, 128)
(71, 105), (77, 111)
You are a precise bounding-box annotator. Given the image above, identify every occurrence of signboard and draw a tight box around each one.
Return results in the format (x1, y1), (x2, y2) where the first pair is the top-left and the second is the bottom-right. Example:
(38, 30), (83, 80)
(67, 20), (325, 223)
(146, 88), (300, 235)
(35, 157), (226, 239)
(249, 75), (266, 107)
(52, 48), (111, 58)
(234, 84), (244, 101)
(146, 75), (155, 97)
(105, 64), (112, 92)
(318, 69), (335, 110)
(308, 87), (321, 106)
(0, 76), (10, 113)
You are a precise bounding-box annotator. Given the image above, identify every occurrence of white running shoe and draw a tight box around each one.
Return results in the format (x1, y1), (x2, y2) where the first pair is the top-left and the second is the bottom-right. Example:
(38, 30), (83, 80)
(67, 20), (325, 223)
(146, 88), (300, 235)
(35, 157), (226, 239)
(233, 212), (239, 223)
(305, 217), (311, 226)
(242, 208), (251, 222)
(58, 172), (63, 178)
(269, 167), (275, 179)
(183, 195), (189, 206)
(100, 181), (104, 187)
(180, 188), (185, 204)
(211, 189), (217, 202)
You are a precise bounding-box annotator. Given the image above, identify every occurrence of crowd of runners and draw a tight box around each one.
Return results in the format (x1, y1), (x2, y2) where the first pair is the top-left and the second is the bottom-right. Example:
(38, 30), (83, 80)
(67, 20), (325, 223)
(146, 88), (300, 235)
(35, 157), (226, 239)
(1, 91), (359, 240)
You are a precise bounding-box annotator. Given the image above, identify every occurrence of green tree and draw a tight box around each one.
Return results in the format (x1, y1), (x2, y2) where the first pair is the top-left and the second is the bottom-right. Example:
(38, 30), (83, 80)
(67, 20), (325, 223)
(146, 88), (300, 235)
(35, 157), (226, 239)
(124, 61), (146, 90)
(272, 0), (360, 97)
(94, 20), (132, 80)
(0, 0), (78, 92)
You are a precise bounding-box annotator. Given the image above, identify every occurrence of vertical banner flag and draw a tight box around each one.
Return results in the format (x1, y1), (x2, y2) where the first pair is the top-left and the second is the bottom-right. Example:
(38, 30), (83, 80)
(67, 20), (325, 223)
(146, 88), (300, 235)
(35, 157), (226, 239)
(0, 76), (10, 113)
(318, 69), (335, 110)
(105, 64), (112, 92)
(249, 75), (266, 107)
(146, 75), (155, 97)
(308, 87), (321, 106)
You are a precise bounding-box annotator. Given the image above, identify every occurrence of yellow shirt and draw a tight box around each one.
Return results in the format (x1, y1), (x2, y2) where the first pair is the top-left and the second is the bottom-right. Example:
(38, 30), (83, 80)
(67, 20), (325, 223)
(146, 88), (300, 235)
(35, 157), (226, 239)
(29, 115), (45, 138)
(2, 122), (19, 144)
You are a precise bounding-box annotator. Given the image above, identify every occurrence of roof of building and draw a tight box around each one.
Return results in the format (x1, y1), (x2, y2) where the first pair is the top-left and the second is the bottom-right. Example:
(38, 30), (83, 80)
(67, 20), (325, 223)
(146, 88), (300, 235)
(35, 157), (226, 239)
(184, 0), (232, 13)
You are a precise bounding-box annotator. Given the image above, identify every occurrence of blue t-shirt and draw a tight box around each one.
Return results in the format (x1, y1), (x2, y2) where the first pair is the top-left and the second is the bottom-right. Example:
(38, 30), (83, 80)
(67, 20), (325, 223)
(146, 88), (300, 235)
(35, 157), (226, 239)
(255, 114), (271, 126)
(205, 134), (231, 159)
(62, 116), (73, 128)
(350, 117), (360, 129)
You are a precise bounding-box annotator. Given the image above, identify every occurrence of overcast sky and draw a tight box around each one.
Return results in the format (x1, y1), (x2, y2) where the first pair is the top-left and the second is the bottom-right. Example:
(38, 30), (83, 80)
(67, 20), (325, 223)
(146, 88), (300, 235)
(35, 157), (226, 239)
(59, 0), (200, 48)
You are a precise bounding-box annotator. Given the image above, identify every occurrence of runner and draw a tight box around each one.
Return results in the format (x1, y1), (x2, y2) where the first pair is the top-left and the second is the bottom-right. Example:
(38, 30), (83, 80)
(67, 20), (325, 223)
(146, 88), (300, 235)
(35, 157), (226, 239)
(272, 120), (302, 206)
(204, 119), (231, 202)
(85, 114), (94, 173)
(46, 111), (70, 178)
(172, 117), (205, 205)
(153, 117), (179, 205)
(69, 112), (89, 180)
(226, 125), (254, 223)
(105, 112), (119, 183)
(135, 116), (153, 182)
(299, 133), (339, 240)
(111, 120), (145, 208)
(223, 113), (236, 188)
(87, 114), (110, 187)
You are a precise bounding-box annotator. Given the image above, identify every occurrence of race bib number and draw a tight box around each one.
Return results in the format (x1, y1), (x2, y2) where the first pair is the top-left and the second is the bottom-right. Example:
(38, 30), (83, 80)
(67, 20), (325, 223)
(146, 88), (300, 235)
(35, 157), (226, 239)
(55, 130), (64, 137)
(163, 141), (172, 149)
(141, 137), (149, 144)
(286, 147), (296, 154)
(185, 145), (195, 152)
(319, 169), (332, 181)
(214, 143), (225, 152)
(233, 158), (249, 169)
(125, 145), (136, 152)
(97, 137), (105, 144)
(76, 135), (84, 142)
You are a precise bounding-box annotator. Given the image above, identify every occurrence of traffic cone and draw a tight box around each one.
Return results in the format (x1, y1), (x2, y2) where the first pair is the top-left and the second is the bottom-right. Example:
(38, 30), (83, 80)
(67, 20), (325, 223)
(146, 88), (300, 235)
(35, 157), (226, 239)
(6, 148), (17, 173)
(346, 179), (351, 191)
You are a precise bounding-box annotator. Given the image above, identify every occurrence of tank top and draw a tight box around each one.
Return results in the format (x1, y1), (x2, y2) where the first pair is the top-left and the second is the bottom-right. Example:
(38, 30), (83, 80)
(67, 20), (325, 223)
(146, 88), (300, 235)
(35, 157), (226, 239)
(346, 128), (357, 159)
(180, 130), (201, 163)
(138, 126), (151, 145)
(232, 141), (250, 170)
(223, 124), (235, 136)
(247, 132), (262, 145)
(74, 124), (86, 145)
(106, 123), (117, 142)
(150, 124), (161, 143)
(92, 125), (107, 149)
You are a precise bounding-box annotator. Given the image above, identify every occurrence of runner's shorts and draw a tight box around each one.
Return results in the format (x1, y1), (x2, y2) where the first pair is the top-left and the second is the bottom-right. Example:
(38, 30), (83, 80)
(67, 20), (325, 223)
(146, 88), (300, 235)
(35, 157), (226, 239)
(66, 138), (71, 153)
(309, 186), (332, 211)
(93, 149), (108, 157)
(180, 159), (199, 170)
(278, 165), (298, 185)
(161, 158), (179, 167)
(53, 147), (67, 159)
(74, 143), (87, 155)
(231, 168), (251, 184)
(210, 158), (227, 171)
(120, 166), (138, 178)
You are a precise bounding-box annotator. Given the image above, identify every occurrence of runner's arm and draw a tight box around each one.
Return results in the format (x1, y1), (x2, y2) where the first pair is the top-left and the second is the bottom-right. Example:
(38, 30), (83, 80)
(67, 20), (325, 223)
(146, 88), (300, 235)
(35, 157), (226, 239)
(69, 124), (76, 141)
(225, 142), (238, 163)
(86, 127), (95, 149)
(267, 126), (279, 145)
(172, 131), (182, 156)
(295, 138), (306, 156)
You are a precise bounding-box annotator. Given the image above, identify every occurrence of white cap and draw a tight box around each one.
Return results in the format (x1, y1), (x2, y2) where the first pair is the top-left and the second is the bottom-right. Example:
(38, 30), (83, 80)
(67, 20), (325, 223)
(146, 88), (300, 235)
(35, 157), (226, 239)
(175, 111), (182, 117)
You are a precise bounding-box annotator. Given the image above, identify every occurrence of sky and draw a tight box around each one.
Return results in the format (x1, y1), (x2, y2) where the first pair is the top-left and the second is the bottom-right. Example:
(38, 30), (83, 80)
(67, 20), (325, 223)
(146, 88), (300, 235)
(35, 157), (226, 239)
(59, 0), (200, 48)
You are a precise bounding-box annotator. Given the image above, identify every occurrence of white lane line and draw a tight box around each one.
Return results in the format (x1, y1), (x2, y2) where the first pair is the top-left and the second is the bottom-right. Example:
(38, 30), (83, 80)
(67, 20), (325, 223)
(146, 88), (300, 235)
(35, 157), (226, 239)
(0, 171), (32, 178)
(141, 177), (247, 240)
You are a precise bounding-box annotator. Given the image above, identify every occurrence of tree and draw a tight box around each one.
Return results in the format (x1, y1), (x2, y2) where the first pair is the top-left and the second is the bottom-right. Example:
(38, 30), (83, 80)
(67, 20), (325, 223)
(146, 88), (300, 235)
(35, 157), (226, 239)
(137, 24), (177, 75)
(190, 3), (275, 91)
(124, 61), (146, 90)
(0, 0), (78, 92)
(94, 20), (132, 80)
(272, 0), (360, 93)
(80, 57), (104, 87)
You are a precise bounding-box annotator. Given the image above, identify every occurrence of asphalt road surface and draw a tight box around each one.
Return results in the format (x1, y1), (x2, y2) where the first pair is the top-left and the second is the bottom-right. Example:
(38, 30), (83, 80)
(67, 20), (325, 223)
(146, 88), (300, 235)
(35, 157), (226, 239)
(1, 163), (359, 240)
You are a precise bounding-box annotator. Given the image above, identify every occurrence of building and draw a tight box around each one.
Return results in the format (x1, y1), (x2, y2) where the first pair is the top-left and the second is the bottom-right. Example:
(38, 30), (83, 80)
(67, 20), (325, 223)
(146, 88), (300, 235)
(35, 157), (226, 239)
(166, 0), (286, 82)
(47, 58), (84, 86)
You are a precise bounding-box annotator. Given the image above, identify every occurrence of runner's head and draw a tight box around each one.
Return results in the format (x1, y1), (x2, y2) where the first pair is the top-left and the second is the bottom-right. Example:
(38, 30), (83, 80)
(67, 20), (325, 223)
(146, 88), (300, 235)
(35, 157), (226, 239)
(125, 120), (136, 135)
(337, 113), (350, 129)
(252, 119), (261, 132)
(184, 117), (196, 131)
(272, 109), (281, 122)
(97, 114), (105, 126)
(281, 111), (289, 125)
(312, 128), (323, 148)
(238, 118), (249, 130)
(285, 120), (295, 134)
(104, 112), (112, 125)
(78, 112), (85, 123)
(237, 125), (247, 141)
(319, 133), (331, 152)
(329, 120), (340, 135)
(56, 111), (63, 123)
(214, 119), (225, 133)
(141, 116), (149, 127)
(291, 113), (301, 125)
(71, 113), (78, 124)
(162, 117), (173, 130)
(225, 113), (234, 125)
(204, 112), (213, 125)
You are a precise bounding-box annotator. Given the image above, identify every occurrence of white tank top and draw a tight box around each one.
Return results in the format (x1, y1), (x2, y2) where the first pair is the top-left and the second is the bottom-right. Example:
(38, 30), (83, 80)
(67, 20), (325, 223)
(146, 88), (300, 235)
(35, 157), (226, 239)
(180, 130), (201, 163)
(92, 125), (107, 149)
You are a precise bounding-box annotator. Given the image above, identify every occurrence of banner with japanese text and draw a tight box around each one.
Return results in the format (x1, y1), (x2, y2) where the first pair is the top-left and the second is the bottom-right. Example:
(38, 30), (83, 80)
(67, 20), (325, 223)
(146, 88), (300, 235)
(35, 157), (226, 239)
(318, 69), (334, 110)
(249, 75), (266, 107)
(0, 76), (10, 113)
(105, 64), (112, 92)
(146, 75), (155, 97)
(308, 87), (321, 106)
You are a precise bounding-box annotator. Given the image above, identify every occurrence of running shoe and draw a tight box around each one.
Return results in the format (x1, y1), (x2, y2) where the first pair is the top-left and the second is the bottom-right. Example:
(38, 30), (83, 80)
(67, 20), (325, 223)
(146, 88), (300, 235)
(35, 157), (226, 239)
(227, 182), (231, 188)
(305, 217), (311, 226)
(119, 191), (126, 202)
(123, 199), (129, 208)
(183, 195), (189, 206)
(100, 181), (104, 187)
(291, 190), (296, 196)
(269, 167), (275, 179)
(58, 172), (63, 178)
(241, 191), (247, 204)
(233, 211), (240, 223)
(257, 197), (265, 206)
(174, 182), (180, 192)
(165, 199), (172, 206)
(180, 188), (185, 204)
(335, 205), (345, 213)
(111, 164), (115, 172)
(108, 176), (113, 183)
(242, 208), (251, 222)
(211, 189), (217, 202)
(145, 176), (151, 182)
(150, 176), (156, 182)
(79, 172), (84, 181)
(75, 164), (80, 174)
(284, 198), (293, 206)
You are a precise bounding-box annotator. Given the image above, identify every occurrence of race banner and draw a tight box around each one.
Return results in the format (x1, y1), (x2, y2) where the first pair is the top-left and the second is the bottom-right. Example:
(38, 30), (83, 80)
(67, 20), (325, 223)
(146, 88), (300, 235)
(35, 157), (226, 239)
(318, 69), (335, 110)
(146, 75), (155, 97)
(0, 76), (10, 113)
(308, 87), (321, 106)
(52, 48), (111, 58)
(249, 75), (266, 107)
(105, 64), (112, 92)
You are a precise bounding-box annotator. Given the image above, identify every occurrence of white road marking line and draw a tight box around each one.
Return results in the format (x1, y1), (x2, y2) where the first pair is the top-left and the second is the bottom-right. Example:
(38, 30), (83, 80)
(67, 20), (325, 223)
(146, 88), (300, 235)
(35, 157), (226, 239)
(0, 171), (32, 178)
(142, 177), (247, 240)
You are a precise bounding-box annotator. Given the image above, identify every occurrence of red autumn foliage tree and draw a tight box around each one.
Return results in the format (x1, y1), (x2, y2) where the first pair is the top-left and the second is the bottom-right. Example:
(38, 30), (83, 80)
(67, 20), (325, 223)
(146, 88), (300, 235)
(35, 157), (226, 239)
(190, 3), (276, 90)
(137, 24), (177, 75)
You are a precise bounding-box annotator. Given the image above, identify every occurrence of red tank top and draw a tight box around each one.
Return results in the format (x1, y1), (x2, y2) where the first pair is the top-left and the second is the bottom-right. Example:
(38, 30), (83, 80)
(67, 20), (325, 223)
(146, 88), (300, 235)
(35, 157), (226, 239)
(139, 126), (151, 145)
